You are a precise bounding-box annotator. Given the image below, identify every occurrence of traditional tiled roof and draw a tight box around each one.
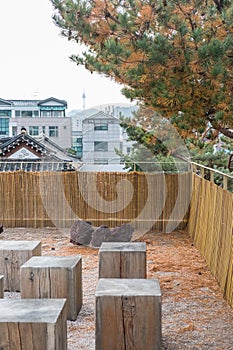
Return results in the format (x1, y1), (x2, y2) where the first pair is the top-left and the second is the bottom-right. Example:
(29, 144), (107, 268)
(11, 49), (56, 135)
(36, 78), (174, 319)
(0, 132), (78, 162)
(0, 133), (45, 155)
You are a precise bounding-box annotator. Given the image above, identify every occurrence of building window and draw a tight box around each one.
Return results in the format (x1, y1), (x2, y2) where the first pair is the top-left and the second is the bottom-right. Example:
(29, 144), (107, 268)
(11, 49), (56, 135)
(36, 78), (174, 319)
(29, 126), (39, 136)
(42, 126), (46, 134)
(53, 111), (63, 117)
(94, 141), (108, 152)
(94, 158), (108, 164)
(0, 118), (9, 135)
(0, 110), (11, 117)
(41, 110), (63, 117)
(21, 111), (33, 117)
(41, 111), (51, 117)
(94, 123), (108, 131)
(15, 111), (20, 117)
(33, 111), (39, 117)
(12, 126), (17, 136)
(76, 137), (82, 143)
(49, 126), (58, 137)
(127, 147), (131, 154)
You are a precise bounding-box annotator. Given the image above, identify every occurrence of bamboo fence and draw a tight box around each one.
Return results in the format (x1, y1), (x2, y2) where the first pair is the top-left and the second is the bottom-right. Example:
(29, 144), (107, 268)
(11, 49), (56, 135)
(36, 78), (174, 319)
(0, 171), (191, 231)
(188, 173), (233, 308)
(1, 170), (233, 307)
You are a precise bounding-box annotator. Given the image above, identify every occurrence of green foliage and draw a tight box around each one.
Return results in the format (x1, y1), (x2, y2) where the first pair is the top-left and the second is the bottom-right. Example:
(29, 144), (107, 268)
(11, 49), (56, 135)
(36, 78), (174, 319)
(116, 144), (188, 173)
(51, 0), (233, 142)
(117, 105), (233, 173)
(51, 0), (233, 175)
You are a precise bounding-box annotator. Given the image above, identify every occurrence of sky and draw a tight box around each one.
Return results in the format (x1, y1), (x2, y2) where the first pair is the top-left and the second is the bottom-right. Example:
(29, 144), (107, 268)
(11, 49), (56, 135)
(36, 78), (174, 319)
(0, 0), (131, 111)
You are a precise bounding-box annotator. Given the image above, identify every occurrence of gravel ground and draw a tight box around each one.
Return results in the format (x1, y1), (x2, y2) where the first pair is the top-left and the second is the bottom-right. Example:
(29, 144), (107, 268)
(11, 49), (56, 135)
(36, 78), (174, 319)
(1, 227), (233, 350)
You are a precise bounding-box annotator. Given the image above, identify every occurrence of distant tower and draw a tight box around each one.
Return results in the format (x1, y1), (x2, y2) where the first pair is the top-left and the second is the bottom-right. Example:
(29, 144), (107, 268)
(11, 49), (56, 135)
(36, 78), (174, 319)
(33, 89), (39, 99)
(82, 91), (86, 110)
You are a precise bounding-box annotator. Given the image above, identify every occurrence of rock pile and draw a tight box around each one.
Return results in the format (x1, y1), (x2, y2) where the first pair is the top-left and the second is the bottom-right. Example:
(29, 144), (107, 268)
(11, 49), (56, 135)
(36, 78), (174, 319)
(70, 220), (134, 248)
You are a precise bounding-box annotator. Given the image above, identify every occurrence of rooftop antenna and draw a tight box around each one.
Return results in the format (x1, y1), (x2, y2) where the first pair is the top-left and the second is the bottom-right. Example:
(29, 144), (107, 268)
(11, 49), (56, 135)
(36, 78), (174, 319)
(82, 90), (86, 110)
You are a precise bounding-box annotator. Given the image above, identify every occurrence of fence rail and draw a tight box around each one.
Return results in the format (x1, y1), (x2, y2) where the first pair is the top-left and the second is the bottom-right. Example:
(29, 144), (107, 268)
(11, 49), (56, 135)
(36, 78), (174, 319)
(190, 161), (233, 192)
(0, 160), (232, 192)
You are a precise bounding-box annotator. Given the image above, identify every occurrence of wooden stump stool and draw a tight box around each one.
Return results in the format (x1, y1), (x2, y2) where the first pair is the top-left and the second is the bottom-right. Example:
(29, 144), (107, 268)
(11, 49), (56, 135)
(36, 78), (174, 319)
(0, 298), (67, 350)
(0, 275), (3, 298)
(95, 278), (162, 350)
(20, 255), (82, 321)
(99, 242), (147, 278)
(0, 240), (41, 292)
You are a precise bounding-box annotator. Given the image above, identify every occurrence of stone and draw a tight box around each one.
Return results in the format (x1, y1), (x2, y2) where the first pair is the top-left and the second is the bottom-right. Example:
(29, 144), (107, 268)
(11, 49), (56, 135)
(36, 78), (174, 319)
(70, 221), (134, 248)
(107, 224), (134, 242)
(70, 220), (94, 245)
(90, 226), (111, 247)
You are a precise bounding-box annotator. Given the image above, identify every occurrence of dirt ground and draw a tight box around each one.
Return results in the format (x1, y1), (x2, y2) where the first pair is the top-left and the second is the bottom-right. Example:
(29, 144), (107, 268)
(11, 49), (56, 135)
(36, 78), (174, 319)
(1, 227), (233, 350)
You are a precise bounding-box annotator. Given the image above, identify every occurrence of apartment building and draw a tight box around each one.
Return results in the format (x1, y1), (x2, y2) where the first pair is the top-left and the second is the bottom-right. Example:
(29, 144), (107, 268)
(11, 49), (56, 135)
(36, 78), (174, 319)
(80, 110), (123, 171)
(70, 108), (99, 158)
(0, 97), (71, 149)
(69, 104), (138, 163)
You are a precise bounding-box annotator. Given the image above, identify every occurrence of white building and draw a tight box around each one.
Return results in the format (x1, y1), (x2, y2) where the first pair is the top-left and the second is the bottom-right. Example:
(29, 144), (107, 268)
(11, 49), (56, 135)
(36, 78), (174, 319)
(80, 110), (125, 171)
(0, 97), (72, 149)
(69, 104), (138, 166)
(69, 108), (99, 158)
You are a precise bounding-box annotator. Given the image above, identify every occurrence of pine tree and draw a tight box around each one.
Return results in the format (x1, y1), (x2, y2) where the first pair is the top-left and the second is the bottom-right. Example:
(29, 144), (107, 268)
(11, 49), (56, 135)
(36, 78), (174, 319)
(118, 105), (232, 172)
(51, 0), (233, 174)
(51, 0), (233, 140)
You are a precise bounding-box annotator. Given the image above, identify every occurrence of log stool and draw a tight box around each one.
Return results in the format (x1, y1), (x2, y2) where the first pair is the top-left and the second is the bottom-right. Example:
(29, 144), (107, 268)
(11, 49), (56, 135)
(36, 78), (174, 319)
(95, 278), (162, 350)
(0, 298), (67, 350)
(98, 242), (147, 278)
(20, 255), (82, 321)
(0, 240), (41, 292)
(0, 275), (3, 298)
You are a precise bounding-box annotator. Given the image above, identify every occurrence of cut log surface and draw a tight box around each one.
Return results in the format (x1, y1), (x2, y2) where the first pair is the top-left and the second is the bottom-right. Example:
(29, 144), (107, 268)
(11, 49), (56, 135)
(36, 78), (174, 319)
(20, 255), (82, 321)
(95, 278), (162, 350)
(0, 240), (41, 292)
(99, 242), (147, 279)
(0, 298), (67, 350)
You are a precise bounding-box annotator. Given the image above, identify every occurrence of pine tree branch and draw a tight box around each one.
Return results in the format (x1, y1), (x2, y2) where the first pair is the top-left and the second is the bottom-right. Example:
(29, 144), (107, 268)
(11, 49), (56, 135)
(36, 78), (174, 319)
(216, 127), (233, 139)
